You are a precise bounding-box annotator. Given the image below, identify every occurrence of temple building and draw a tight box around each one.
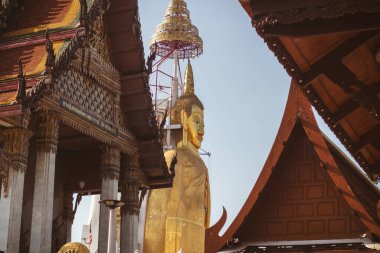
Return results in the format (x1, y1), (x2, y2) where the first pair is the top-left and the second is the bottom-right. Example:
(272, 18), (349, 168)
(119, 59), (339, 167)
(206, 82), (380, 252)
(0, 0), (171, 253)
(203, 2), (380, 251)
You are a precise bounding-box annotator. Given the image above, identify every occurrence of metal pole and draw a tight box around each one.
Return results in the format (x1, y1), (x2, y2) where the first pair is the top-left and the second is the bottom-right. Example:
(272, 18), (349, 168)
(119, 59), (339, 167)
(171, 50), (179, 108)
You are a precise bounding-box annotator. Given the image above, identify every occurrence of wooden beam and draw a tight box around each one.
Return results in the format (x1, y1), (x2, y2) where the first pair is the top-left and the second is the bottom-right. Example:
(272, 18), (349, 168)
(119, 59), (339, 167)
(323, 64), (380, 119)
(108, 26), (133, 34)
(111, 46), (136, 54)
(127, 121), (149, 127)
(123, 104), (148, 113)
(139, 153), (161, 159)
(120, 72), (145, 81)
(148, 180), (173, 189)
(372, 160), (380, 174)
(330, 99), (360, 125)
(324, 64), (357, 89)
(352, 125), (380, 153)
(108, 6), (135, 14)
(262, 12), (380, 37)
(250, 0), (341, 13)
(303, 31), (378, 84)
(120, 89), (145, 96)
(138, 139), (159, 146)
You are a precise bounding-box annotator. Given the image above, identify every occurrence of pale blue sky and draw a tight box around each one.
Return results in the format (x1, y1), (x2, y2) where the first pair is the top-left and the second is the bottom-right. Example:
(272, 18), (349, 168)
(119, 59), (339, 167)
(72, 0), (356, 241)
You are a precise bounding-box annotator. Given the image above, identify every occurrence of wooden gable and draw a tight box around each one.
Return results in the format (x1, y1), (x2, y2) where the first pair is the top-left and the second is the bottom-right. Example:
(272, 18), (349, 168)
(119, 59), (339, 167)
(236, 123), (366, 242)
(205, 81), (380, 253)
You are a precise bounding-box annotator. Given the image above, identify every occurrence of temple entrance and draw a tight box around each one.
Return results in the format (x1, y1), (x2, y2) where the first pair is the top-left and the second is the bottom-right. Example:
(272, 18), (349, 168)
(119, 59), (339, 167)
(19, 122), (104, 252)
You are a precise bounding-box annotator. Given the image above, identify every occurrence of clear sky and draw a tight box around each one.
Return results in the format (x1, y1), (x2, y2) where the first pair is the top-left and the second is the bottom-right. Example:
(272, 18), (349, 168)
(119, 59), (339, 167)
(71, 0), (358, 241)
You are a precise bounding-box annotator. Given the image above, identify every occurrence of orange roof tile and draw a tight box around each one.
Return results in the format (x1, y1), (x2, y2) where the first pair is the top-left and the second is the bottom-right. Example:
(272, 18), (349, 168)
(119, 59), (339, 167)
(1, 0), (82, 40)
(0, 40), (66, 81)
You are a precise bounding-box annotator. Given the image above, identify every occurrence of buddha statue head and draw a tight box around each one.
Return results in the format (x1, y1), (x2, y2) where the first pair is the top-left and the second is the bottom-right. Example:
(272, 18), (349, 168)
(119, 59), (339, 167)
(58, 242), (90, 253)
(171, 61), (204, 153)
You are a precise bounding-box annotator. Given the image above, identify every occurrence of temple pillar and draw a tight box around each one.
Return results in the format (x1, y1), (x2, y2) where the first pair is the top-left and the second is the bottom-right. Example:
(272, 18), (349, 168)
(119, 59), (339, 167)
(98, 144), (120, 253)
(120, 155), (143, 253)
(0, 127), (32, 253)
(29, 110), (59, 253)
(63, 192), (74, 243)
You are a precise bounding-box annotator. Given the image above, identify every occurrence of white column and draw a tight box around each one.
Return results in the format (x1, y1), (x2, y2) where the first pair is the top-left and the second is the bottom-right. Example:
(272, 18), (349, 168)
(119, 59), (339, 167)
(121, 213), (138, 253)
(120, 155), (142, 253)
(98, 145), (120, 253)
(108, 209), (116, 253)
(0, 128), (32, 253)
(29, 111), (59, 253)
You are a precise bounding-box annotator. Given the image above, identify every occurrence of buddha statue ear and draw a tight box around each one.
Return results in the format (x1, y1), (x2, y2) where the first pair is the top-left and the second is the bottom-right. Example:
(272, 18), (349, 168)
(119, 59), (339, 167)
(181, 109), (188, 147)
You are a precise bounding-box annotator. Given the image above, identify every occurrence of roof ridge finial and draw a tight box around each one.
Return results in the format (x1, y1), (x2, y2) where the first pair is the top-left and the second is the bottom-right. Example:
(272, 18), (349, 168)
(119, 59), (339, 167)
(184, 60), (194, 95)
(45, 28), (55, 73)
(16, 58), (26, 101)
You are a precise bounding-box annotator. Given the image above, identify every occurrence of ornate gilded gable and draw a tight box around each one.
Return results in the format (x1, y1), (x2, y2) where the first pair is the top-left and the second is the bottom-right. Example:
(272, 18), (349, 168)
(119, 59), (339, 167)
(55, 69), (128, 133)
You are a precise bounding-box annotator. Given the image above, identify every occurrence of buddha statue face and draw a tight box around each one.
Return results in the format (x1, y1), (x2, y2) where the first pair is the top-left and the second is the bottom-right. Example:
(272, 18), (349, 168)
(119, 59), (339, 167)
(185, 104), (204, 150)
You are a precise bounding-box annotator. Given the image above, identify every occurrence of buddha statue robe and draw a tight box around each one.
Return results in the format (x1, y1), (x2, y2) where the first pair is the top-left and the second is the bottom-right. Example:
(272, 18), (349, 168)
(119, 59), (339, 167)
(144, 62), (210, 253)
(144, 147), (210, 253)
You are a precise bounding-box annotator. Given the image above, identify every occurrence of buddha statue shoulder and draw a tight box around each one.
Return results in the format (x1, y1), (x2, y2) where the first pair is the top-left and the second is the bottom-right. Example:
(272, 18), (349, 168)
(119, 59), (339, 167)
(144, 62), (210, 253)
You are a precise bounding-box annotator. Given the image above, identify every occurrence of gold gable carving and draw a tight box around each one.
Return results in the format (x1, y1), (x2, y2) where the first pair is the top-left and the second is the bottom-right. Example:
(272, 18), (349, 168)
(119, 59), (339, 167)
(87, 12), (111, 64)
(56, 70), (116, 127)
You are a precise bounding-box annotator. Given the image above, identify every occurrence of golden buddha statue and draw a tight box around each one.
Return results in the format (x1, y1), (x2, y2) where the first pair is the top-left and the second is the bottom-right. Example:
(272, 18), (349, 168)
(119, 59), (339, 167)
(144, 62), (210, 253)
(57, 242), (90, 253)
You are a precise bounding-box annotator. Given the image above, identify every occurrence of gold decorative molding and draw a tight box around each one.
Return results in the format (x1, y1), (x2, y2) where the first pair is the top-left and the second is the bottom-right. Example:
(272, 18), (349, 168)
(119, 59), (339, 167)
(41, 96), (137, 154)
(35, 110), (60, 153)
(72, 45), (120, 91)
(0, 127), (32, 197)
(3, 127), (33, 165)
(0, 149), (11, 198)
(100, 144), (120, 180)
(87, 12), (111, 63)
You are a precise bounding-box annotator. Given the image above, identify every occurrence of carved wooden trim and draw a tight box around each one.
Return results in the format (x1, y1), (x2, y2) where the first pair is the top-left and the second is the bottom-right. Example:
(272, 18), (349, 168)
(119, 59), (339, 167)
(100, 144), (120, 180)
(121, 155), (147, 215)
(304, 85), (374, 179)
(40, 96), (137, 154)
(0, 127), (32, 197)
(63, 191), (74, 222)
(35, 110), (60, 153)
(71, 46), (120, 91)
(0, 0), (20, 32)
(0, 148), (11, 197)
(252, 1), (380, 28)
(3, 127), (33, 171)
(53, 0), (120, 93)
